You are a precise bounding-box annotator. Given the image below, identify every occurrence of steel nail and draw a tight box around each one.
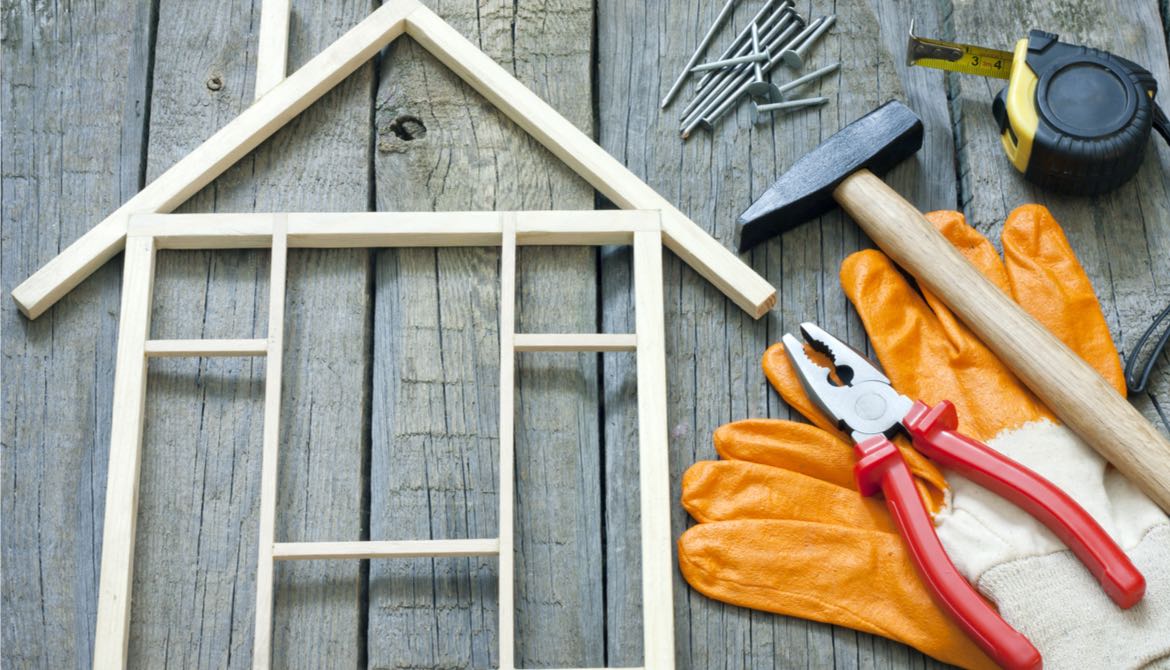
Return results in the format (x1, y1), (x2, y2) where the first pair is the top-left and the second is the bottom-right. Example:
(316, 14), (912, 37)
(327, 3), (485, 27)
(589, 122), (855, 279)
(695, 2), (797, 91)
(691, 51), (769, 72)
(754, 96), (829, 119)
(773, 17), (822, 67)
(682, 19), (816, 137)
(681, 14), (800, 122)
(679, 17), (803, 131)
(659, 0), (746, 109)
(756, 96), (829, 111)
(780, 15), (836, 69)
(775, 61), (840, 96)
(746, 24), (773, 102)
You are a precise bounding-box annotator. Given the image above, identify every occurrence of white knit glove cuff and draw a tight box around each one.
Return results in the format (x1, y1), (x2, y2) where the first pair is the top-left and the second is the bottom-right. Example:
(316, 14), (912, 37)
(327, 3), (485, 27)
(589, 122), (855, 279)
(977, 524), (1170, 669)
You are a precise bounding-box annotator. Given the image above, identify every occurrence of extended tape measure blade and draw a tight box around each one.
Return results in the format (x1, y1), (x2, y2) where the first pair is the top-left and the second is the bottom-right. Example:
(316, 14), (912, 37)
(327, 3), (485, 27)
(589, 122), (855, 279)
(906, 23), (1013, 79)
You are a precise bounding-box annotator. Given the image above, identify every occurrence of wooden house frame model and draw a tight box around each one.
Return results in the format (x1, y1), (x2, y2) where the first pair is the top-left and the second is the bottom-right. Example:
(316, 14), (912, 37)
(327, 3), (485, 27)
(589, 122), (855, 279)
(12, 1), (778, 668)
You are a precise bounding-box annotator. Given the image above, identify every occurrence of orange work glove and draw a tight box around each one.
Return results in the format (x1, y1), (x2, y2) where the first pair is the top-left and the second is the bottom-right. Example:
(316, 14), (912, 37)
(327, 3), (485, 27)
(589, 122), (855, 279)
(679, 206), (1170, 670)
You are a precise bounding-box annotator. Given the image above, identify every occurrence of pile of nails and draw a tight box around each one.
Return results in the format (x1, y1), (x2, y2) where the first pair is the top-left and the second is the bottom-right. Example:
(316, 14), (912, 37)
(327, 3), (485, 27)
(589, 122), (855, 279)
(662, 0), (839, 139)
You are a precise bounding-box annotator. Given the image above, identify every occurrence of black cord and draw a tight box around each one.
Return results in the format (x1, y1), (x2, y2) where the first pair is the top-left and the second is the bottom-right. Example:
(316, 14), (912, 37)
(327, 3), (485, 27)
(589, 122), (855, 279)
(1126, 103), (1170, 394)
(1126, 301), (1170, 394)
(1155, 102), (1170, 146)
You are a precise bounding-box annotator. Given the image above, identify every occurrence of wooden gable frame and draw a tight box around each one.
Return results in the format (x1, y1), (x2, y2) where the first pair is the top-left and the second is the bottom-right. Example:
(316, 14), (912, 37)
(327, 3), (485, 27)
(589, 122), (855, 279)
(23, 2), (781, 668)
(11, 0), (776, 320)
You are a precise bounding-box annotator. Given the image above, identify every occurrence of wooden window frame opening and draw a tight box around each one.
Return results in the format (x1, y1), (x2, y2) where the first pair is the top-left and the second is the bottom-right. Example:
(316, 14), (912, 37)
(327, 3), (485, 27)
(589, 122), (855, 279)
(96, 210), (675, 670)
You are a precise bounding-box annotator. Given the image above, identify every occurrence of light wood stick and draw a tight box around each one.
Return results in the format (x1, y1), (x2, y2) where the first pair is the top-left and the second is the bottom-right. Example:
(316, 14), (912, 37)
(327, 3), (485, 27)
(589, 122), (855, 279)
(513, 333), (637, 352)
(130, 210), (664, 249)
(633, 227), (675, 669)
(272, 538), (500, 560)
(254, 0), (291, 99)
(252, 215), (287, 670)
(405, 5), (775, 318)
(93, 236), (156, 670)
(835, 169), (1170, 513)
(498, 217), (517, 670)
(11, 0), (419, 319)
(144, 338), (268, 357)
(514, 209), (658, 245)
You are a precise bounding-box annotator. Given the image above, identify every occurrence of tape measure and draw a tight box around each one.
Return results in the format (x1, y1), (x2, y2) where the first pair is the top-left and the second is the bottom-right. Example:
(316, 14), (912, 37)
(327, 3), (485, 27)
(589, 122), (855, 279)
(908, 25), (1170, 195)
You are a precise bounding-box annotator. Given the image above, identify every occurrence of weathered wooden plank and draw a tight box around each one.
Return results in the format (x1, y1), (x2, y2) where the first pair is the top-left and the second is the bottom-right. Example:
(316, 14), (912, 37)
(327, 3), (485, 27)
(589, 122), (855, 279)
(128, 0), (373, 666)
(1, 0), (153, 665)
(949, 0), (1170, 439)
(597, 0), (956, 668)
(369, 0), (600, 666)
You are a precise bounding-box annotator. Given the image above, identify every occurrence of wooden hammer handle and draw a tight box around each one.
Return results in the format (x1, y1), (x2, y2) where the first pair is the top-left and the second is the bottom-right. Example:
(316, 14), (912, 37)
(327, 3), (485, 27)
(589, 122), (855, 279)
(834, 169), (1170, 514)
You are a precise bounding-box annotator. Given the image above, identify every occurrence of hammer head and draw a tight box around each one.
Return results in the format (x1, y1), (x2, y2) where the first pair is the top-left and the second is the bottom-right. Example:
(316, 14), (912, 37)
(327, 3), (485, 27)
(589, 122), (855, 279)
(736, 100), (924, 251)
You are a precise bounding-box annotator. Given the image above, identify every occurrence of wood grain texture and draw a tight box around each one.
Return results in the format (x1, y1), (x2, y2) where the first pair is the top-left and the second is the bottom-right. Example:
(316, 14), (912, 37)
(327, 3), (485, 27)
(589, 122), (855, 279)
(403, 3), (776, 319)
(8, 0), (414, 319)
(8, 0), (1170, 668)
(254, 0), (292, 99)
(252, 216), (288, 670)
(1, 0), (152, 665)
(129, 0), (373, 666)
(948, 0), (1170, 444)
(597, 0), (956, 667)
(92, 236), (155, 669)
(369, 0), (601, 666)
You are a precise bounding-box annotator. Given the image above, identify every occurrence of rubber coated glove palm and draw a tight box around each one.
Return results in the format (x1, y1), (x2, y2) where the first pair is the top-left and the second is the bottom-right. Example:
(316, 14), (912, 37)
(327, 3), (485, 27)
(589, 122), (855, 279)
(679, 206), (1170, 669)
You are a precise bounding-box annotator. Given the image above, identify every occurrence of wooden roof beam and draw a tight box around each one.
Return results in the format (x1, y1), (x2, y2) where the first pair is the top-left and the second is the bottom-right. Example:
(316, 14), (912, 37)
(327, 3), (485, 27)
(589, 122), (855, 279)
(11, 0), (776, 320)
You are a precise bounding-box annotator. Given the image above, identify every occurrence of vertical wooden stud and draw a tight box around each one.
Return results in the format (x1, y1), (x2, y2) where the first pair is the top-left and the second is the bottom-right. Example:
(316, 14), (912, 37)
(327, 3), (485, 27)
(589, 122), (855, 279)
(633, 225), (675, 670)
(254, 0), (291, 99)
(252, 214), (288, 669)
(497, 216), (517, 670)
(93, 235), (156, 669)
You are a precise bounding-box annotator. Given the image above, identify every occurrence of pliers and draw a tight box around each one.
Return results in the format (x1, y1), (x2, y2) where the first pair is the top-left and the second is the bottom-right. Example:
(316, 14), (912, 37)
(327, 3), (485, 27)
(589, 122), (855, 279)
(782, 322), (1145, 670)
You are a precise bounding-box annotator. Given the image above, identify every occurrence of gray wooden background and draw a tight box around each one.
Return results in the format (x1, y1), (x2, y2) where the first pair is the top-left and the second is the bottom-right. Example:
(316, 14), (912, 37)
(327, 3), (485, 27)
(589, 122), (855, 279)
(3, 0), (1169, 667)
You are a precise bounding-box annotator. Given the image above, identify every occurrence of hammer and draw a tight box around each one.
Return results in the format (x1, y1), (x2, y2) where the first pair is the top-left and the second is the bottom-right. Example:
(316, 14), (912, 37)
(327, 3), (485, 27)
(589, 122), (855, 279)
(739, 100), (1170, 514)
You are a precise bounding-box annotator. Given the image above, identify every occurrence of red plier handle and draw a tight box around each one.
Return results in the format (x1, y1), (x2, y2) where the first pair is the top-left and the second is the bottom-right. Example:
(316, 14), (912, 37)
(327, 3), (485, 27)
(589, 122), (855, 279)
(854, 433), (1041, 670)
(854, 401), (1146, 670)
(902, 401), (1145, 609)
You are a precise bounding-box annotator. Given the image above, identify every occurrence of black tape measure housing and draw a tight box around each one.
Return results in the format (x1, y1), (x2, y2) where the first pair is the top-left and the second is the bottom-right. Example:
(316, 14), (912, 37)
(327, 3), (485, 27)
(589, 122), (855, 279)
(992, 31), (1157, 194)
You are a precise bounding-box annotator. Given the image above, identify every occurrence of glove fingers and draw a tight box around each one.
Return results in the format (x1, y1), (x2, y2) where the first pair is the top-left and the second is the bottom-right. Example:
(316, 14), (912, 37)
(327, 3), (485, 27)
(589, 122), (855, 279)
(714, 418), (855, 488)
(920, 212), (1057, 437)
(681, 460), (895, 532)
(714, 418), (949, 513)
(1001, 204), (1126, 395)
(841, 245), (1049, 441)
(678, 519), (999, 670)
(927, 210), (1012, 294)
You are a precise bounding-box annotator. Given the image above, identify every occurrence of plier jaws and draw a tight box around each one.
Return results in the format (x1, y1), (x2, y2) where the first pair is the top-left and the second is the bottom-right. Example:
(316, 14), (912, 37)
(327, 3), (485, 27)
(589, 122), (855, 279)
(780, 322), (1146, 670)
(782, 322), (913, 442)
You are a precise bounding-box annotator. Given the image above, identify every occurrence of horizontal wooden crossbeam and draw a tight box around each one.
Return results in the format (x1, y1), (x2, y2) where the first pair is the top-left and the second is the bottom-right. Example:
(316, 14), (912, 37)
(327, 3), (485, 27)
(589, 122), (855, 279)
(272, 538), (500, 560)
(513, 334), (637, 352)
(144, 339), (268, 357)
(127, 211), (660, 249)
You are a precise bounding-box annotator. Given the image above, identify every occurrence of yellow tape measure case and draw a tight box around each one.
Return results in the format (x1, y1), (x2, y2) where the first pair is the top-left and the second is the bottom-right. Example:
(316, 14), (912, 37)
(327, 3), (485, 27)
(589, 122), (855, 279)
(993, 31), (1158, 194)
